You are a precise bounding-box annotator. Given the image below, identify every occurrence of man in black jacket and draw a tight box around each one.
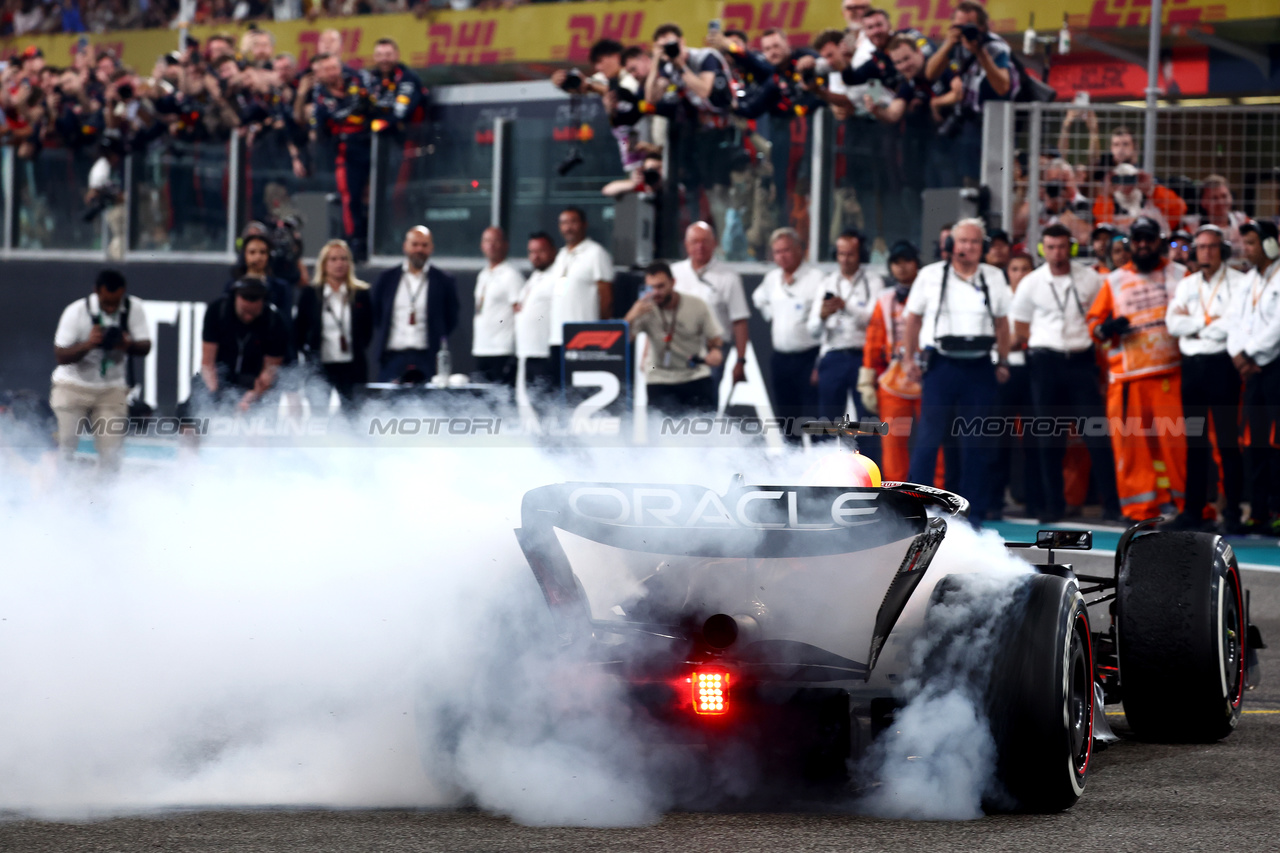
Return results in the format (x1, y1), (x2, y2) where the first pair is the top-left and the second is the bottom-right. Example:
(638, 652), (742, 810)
(370, 226), (459, 382)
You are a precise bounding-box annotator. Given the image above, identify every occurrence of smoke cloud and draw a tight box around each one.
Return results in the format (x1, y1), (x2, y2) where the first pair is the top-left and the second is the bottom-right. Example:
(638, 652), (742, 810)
(0, 442), (1038, 825)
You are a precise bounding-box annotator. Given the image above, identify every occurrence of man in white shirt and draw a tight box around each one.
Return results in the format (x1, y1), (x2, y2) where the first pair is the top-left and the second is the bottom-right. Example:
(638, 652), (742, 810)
(671, 221), (750, 388)
(752, 227), (824, 440)
(1163, 224), (1247, 531)
(902, 218), (1012, 523)
(472, 226), (521, 386)
(1227, 220), (1280, 532)
(807, 228), (884, 436)
(1011, 224), (1121, 523)
(50, 269), (152, 471)
(515, 232), (559, 396)
(371, 226), (460, 382)
(548, 207), (615, 388)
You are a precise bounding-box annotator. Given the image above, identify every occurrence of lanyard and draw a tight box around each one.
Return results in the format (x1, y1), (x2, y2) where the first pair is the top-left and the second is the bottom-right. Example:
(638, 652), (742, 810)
(403, 269), (426, 325)
(1252, 262), (1280, 309)
(324, 286), (350, 354)
(658, 294), (680, 344)
(1197, 267), (1226, 326)
(842, 269), (869, 305)
(1046, 270), (1084, 318)
(234, 330), (252, 376)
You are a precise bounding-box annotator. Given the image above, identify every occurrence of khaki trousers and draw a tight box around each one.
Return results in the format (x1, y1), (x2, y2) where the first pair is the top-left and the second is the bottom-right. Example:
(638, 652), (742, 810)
(49, 382), (129, 469)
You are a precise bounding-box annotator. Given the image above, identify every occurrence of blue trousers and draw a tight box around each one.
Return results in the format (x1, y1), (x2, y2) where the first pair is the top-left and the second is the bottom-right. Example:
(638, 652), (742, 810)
(817, 348), (880, 460)
(770, 347), (820, 441)
(908, 353), (998, 522)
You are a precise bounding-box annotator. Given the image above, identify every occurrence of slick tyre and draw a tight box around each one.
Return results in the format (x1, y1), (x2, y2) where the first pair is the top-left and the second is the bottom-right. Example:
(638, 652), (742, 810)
(1117, 532), (1245, 742)
(985, 573), (1094, 812)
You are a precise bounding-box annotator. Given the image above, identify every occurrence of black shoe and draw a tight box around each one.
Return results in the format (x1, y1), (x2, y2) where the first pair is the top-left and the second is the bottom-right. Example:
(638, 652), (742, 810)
(1240, 518), (1276, 537)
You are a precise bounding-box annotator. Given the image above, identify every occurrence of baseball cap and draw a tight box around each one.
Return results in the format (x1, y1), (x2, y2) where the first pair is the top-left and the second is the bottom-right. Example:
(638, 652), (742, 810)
(888, 240), (919, 263)
(1129, 216), (1163, 239)
(1091, 223), (1119, 242)
(232, 278), (268, 300)
(21, 45), (43, 61)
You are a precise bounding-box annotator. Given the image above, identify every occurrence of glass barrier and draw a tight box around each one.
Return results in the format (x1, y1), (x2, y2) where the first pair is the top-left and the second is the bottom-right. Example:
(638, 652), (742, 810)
(372, 111), (493, 258)
(236, 130), (339, 267)
(130, 139), (231, 253)
(12, 145), (106, 252)
(508, 98), (618, 253)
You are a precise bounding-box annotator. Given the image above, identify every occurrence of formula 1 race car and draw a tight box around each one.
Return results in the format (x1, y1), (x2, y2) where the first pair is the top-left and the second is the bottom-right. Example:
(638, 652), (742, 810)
(513, 418), (1264, 812)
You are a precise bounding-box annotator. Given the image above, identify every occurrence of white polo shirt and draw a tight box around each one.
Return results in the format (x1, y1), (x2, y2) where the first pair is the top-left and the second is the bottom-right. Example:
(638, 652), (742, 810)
(905, 261), (1011, 353)
(472, 260), (522, 357)
(752, 263), (825, 353)
(515, 268), (556, 359)
(387, 262), (429, 351)
(52, 294), (151, 389)
(1009, 262), (1103, 353)
(805, 266), (885, 354)
(671, 258), (750, 343)
(548, 238), (614, 346)
(1227, 260), (1280, 367)
(1165, 265), (1245, 357)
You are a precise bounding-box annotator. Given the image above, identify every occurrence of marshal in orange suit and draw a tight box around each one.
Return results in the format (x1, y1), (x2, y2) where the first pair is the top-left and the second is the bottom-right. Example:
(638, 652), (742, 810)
(1085, 216), (1188, 520)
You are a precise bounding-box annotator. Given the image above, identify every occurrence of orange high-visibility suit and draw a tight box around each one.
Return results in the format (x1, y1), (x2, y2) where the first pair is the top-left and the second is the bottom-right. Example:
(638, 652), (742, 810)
(1085, 259), (1188, 519)
(864, 289), (945, 485)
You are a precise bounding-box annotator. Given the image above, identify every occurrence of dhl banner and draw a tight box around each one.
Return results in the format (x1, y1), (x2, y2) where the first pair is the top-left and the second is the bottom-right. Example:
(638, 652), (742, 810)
(1, 0), (1273, 71)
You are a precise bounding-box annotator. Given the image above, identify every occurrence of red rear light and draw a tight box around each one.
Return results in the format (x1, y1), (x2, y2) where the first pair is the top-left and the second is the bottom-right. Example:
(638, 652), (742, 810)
(689, 668), (730, 715)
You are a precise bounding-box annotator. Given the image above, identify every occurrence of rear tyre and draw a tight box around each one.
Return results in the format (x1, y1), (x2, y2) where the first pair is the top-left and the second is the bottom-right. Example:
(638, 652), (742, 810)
(1117, 532), (1245, 741)
(986, 573), (1094, 812)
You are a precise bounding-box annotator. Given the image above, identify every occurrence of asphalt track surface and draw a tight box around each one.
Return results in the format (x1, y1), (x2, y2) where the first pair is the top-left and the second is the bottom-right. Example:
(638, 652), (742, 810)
(3, 559), (1277, 853)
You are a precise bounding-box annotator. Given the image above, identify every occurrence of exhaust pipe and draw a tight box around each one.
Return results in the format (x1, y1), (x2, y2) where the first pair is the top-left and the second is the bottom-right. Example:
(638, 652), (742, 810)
(702, 613), (760, 649)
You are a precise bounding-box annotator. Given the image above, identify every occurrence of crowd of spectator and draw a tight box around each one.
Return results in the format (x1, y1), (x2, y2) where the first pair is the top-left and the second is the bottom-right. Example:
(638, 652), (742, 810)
(1, 26), (426, 257)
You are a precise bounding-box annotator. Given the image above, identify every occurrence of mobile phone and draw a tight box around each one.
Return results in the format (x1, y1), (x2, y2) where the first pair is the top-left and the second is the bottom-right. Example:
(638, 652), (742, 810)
(1073, 90), (1090, 106)
(708, 19), (722, 35)
(824, 292), (838, 301)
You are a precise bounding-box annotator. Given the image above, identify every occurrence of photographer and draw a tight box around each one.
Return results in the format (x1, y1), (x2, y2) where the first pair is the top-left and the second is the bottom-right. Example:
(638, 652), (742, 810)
(84, 133), (127, 258)
(924, 0), (1016, 184)
(625, 261), (724, 416)
(554, 38), (652, 174)
(643, 23), (734, 232)
(191, 278), (289, 415)
(51, 269), (151, 470)
(720, 28), (818, 226)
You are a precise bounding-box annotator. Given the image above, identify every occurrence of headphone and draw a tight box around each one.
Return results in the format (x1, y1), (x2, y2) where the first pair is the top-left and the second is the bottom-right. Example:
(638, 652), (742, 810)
(834, 228), (871, 264)
(1250, 221), (1280, 261)
(1037, 236), (1080, 258)
(1193, 223), (1232, 261)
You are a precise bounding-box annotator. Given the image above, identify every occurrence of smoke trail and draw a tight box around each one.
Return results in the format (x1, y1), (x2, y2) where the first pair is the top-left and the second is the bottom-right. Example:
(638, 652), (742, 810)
(857, 524), (1033, 820)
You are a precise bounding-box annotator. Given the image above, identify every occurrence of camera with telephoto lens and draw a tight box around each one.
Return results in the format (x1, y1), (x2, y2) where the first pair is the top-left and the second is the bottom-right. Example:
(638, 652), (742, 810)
(83, 185), (123, 222)
(116, 82), (135, 100)
(560, 68), (583, 92)
(959, 24), (982, 42)
(267, 216), (304, 266)
(99, 325), (124, 351)
(663, 41), (681, 59)
(801, 64), (818, 86)
(935, 105), (971, 138)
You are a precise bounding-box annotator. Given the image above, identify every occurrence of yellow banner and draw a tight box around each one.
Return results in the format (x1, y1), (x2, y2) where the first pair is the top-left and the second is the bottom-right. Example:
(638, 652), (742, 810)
(1, 0), (1273, 70)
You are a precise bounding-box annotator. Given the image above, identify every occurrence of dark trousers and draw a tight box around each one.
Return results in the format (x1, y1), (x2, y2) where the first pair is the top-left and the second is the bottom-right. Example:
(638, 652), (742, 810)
(335, 138), (371, 260)
(770, 347), (820, 442)
(817, 348), (879, 461)
(1182, 352), (1243, 522)
(647, 377), (717, 416)
(908, 354), (998, 522)
(522, 356), (554, 396)
(474, 355), (516, 386)
(989, 362), (1044, 517)
(1244, 360), (1280, 521)
(548, 346), (564, 391)
(378, 347), (436, 383)
(1027, 349), (1121, 518)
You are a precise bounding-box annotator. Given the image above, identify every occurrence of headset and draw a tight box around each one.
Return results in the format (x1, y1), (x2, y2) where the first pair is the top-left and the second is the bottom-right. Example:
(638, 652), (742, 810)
(834, 227), (871, 264)
(1193, 223), (1232, 261)
(1242, 220), (1280, 261)
(1037, 235), (1080, 258)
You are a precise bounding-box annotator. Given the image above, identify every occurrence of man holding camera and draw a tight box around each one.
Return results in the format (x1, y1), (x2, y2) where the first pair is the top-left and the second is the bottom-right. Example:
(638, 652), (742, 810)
(644, 23), (734, 232)
(51, 269), (152, 470)
(901, 218), (1013, 525)
(924, 1), (1016, 184)
(625, 261), (724, 416)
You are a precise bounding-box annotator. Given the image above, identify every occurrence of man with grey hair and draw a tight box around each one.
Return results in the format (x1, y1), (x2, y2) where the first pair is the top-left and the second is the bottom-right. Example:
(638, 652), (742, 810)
(752, 228), (824, 439)
(672, 221), (750, 389)
(901, 217), (1013, 523)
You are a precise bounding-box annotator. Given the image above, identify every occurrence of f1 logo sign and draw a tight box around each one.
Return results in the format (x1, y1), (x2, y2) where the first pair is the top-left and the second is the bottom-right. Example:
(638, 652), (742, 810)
(566, 330), (623, 350)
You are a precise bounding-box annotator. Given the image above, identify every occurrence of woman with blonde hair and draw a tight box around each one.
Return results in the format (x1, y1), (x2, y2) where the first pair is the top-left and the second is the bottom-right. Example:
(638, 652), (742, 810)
(295, 239), (373, 406)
